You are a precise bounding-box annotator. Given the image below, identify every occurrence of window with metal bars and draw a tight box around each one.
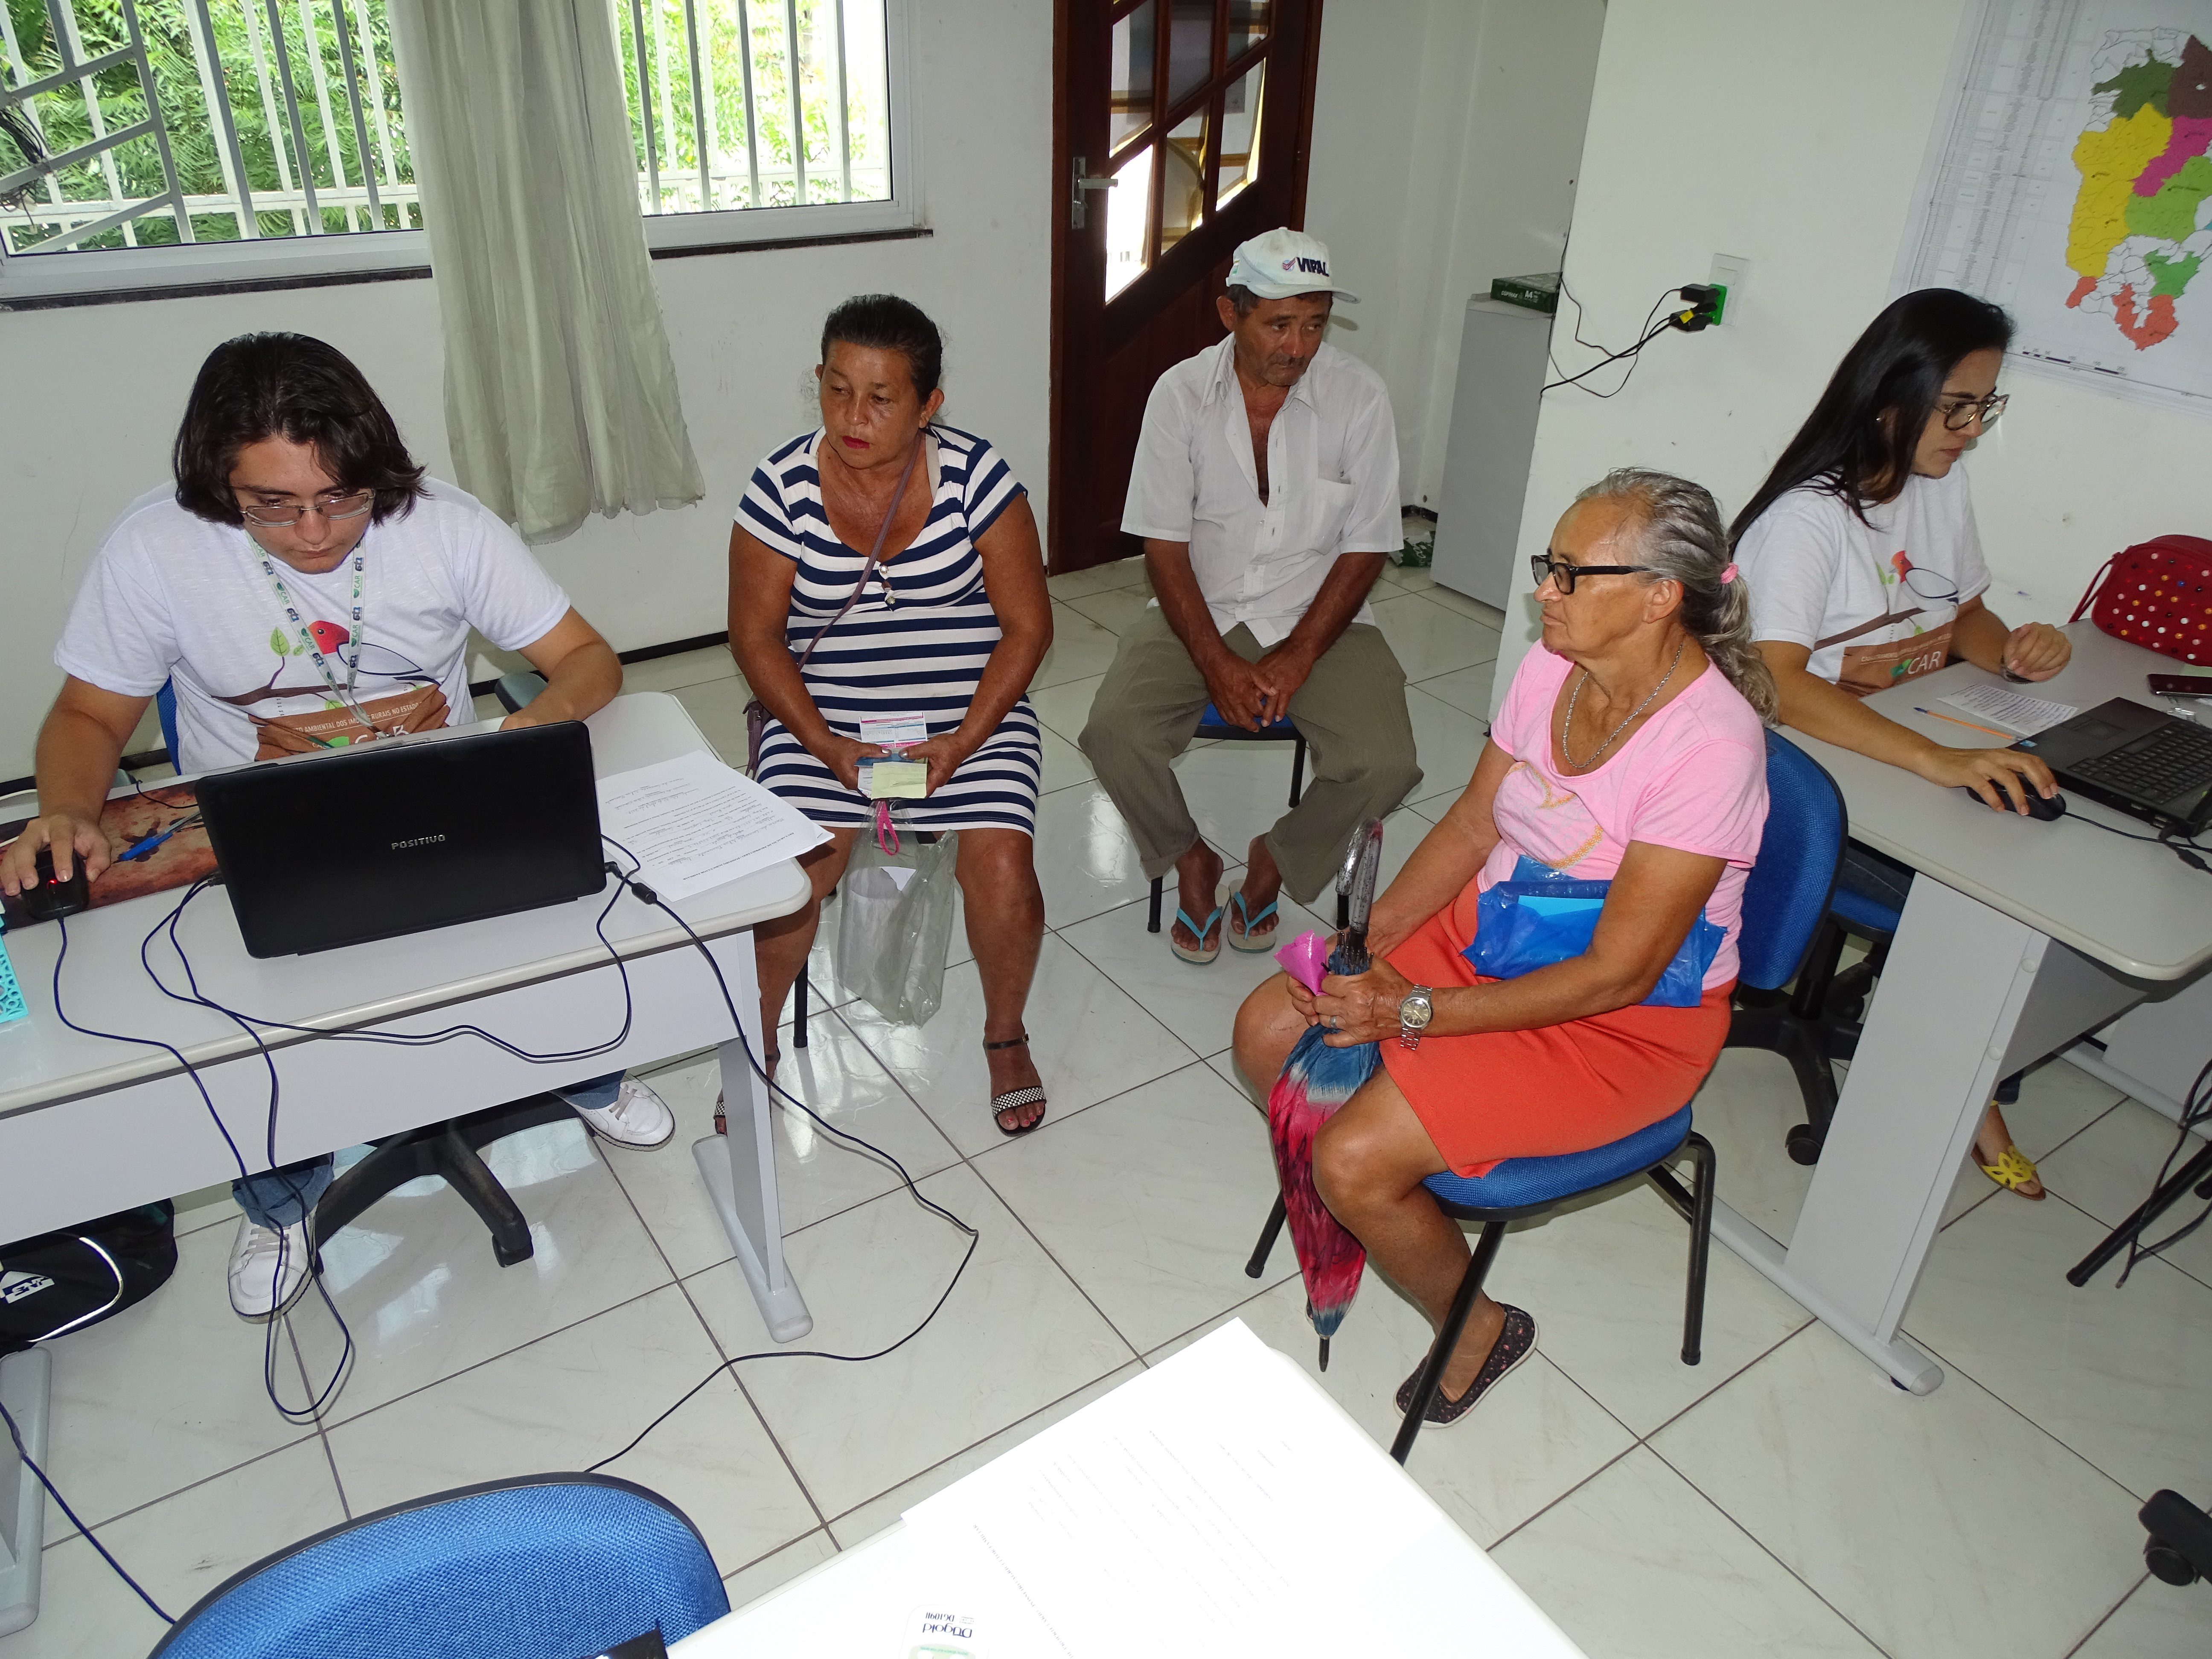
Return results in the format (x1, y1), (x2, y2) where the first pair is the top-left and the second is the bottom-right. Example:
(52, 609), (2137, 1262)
(0, 0), (913, 297)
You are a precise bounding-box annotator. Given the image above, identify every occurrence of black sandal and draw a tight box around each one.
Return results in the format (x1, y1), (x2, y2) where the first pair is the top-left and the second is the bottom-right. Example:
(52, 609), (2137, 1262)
(984, 1033), (1047, 1136)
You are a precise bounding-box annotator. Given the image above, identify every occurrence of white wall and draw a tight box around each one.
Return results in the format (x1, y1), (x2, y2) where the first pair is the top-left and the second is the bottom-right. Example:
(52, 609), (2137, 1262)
(1302, 0), (1605, 510)
(0, 0), (1050, 780)
(1489, 0), (2212, 713)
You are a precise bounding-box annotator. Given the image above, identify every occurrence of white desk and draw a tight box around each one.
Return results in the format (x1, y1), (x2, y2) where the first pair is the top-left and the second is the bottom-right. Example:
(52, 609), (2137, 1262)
(1711, 625), (2212, 1392)
(0, 691), (811, 1635)
(675, 1320), (1586, 1659)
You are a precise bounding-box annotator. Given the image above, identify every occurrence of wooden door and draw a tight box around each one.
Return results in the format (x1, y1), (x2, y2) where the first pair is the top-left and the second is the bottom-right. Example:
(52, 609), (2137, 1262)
(1048, 0), (1326, 574)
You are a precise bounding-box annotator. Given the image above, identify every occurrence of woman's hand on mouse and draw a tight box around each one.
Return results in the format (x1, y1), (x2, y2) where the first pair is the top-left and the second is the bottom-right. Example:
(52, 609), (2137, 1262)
(0, 812), (111, 897)
(1918, 746), (2058, 812)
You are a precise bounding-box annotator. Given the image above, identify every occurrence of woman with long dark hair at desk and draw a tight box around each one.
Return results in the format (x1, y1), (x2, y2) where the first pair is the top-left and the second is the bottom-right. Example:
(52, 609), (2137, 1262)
(1732, 288), (2071, 1199)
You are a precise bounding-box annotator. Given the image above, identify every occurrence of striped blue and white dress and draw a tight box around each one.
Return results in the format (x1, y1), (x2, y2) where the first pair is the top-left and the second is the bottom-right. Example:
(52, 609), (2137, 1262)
(737, 425), (1042, 834)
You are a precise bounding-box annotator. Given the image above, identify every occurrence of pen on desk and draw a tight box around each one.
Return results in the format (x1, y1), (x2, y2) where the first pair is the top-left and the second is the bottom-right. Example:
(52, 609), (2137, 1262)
(1914, 706), (2014, 741)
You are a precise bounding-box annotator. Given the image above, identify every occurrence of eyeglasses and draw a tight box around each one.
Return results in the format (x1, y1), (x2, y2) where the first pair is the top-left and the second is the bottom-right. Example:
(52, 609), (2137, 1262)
(1897, 565), (1962, 603)
(1938, 393), (2008, 432)
(1531, 555), (1656, 595)
(236, 489), (375, 528)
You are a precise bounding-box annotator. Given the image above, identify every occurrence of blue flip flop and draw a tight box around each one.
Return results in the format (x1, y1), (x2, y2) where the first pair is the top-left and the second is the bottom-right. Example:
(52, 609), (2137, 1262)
(1226, 891), (1280, 953)
(1172, 904), (1226, 964)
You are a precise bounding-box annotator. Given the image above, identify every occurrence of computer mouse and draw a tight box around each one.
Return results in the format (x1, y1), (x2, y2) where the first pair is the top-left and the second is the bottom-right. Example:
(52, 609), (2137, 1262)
(1962, 782), (2066, 821)
(21, 846), (90, 921)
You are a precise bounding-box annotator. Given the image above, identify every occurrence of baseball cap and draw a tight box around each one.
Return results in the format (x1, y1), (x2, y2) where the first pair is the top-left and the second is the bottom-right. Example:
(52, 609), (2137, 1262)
(1226, 228), (1359, 303)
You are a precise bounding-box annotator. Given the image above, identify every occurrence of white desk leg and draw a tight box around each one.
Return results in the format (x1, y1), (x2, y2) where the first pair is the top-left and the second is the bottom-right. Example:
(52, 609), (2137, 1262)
(0, 1347), (52, 1636)
(1711, 880), (2051, 1393)
(690, 934), (814, 1343)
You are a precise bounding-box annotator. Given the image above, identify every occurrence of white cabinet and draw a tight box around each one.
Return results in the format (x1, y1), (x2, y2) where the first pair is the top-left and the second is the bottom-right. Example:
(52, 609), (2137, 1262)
(1431, 297), (1551, 611)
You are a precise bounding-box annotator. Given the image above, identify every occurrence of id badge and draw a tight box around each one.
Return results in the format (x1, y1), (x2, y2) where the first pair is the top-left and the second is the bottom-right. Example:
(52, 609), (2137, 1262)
(857, 714), (930, 798)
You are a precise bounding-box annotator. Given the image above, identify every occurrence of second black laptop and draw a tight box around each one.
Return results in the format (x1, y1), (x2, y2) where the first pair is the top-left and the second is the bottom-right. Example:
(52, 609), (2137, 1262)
(195, 722), (608, 957)
(2013, 697), (2212, 836)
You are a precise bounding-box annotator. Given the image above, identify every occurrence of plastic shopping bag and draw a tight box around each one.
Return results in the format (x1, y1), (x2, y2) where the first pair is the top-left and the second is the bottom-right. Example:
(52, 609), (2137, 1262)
(836, 831), (960, 1026)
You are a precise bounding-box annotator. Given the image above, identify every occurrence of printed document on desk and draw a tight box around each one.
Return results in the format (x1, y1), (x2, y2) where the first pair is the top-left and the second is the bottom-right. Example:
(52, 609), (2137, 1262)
(596, 751), (827, 902)
(897, 1320), (1582, 1657)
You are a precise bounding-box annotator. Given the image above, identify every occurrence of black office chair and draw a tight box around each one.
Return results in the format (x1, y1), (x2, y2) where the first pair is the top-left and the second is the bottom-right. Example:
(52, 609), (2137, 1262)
(1144, 703), (1348, 936)
(313, 672), (615, 1268)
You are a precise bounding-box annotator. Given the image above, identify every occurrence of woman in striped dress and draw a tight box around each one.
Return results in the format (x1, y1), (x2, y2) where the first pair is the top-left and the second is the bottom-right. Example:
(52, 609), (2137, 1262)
(730, 294), (1055, 1134)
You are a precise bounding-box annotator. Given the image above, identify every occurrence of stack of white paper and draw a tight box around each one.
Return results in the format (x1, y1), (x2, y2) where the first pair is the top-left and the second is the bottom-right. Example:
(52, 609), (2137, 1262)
(595, 751), (827, 902)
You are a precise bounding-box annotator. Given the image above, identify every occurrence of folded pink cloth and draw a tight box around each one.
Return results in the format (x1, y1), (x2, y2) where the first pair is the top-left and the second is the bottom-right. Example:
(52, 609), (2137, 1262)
(1275, 930), (1330, 993)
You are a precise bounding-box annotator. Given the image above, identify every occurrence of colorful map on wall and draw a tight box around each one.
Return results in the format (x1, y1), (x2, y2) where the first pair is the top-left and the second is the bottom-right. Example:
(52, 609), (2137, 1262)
(1895, 1), (2212, 416)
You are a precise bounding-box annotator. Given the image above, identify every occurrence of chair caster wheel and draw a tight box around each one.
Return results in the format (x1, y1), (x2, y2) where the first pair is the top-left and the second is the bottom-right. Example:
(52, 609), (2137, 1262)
(1784, 1124), (1825, 1167)
(2146, 1539), (2200, 1586)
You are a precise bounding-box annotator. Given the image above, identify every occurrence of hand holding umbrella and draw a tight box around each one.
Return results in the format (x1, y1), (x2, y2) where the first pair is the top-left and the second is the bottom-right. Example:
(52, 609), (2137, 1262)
(1265, 818), (1386, 1368)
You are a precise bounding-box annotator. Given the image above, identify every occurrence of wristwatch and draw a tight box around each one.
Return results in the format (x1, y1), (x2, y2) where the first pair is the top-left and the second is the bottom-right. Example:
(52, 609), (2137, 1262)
(1397, 987), (1435, 1051)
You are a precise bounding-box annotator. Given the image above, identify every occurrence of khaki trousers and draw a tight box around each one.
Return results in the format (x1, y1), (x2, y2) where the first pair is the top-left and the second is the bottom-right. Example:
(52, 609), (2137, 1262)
(1078, 608), (1423, 905)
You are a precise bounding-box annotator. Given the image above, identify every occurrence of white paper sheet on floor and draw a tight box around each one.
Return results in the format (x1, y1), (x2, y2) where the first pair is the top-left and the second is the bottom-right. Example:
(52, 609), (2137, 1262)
(595, 750), (828, 902)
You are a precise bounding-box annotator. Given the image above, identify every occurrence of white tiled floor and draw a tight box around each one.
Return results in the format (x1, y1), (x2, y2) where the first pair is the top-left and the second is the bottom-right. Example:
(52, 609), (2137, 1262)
(15, 562), (2211, 1659)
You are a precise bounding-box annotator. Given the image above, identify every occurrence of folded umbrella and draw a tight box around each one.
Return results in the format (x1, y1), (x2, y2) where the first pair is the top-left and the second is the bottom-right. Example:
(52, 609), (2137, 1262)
(1265, 818), (1385, 1369)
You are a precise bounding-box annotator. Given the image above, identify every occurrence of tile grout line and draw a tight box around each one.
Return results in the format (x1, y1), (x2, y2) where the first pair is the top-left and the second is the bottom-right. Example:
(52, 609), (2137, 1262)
(2060, 1571), (2151, 1658)
(1901, 1310), (2181, 1508)
(1639, 1435), (1901, 1659)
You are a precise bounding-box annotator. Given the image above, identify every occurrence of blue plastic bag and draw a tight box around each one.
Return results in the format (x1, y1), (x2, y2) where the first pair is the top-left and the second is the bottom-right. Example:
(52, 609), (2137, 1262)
(1465, 856), (1723, 1008)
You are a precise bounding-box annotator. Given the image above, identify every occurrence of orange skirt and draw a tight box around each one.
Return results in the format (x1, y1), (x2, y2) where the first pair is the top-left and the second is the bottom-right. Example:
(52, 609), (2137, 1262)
(1377, 903), (1732, 1178)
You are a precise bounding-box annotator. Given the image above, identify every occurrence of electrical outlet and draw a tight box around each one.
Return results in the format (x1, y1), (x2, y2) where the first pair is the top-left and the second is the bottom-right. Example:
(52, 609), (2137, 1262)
(1708, 254), (1750, 323)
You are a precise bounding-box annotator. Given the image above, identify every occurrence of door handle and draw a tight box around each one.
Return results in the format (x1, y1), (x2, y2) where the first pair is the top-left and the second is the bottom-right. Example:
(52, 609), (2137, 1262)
(1071, 155), (1116, 230)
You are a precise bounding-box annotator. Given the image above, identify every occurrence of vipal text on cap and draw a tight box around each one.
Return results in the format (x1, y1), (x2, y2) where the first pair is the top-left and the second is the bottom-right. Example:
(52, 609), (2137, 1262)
(1227, 227), (1361, 303)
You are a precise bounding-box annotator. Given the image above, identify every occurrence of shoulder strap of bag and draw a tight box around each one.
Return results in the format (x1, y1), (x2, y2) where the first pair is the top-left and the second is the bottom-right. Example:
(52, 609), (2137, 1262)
(791, 432), (928, 674)
(2072, 552), (2119, 623)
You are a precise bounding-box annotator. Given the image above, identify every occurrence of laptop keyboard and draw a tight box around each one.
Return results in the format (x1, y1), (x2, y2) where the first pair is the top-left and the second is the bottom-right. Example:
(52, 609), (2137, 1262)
(2070, 718), (2212, 803)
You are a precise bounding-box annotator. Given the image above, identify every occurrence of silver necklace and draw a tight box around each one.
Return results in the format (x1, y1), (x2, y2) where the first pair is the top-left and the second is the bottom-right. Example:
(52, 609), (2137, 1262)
(1561, 636), (1687, 770)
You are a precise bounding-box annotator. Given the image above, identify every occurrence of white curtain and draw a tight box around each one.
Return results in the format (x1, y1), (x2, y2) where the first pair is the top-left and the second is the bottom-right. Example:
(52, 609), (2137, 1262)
(389, 0), (704, 543)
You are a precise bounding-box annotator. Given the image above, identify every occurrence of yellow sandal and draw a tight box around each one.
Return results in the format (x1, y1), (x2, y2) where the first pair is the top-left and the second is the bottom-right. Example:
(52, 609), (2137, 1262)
(1977, 1145), (2045, 1200)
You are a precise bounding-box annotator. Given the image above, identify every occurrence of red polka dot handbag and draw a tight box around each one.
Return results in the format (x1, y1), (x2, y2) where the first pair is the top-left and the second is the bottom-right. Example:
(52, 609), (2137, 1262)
(2072, 536), (2212, 666)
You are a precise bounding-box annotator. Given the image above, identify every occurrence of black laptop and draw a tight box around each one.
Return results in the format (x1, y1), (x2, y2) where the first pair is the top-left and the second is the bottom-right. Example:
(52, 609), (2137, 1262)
(2013, 698), (2212, 835)
(194, 723), (608, 957)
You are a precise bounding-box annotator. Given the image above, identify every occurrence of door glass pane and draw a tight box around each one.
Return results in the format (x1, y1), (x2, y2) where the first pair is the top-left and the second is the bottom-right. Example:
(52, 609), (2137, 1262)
(1160, 111), (1208, 257)
(1228, 0), (1272, 61)
(1218, 60), (1264, 207)
(1105, 143), (1154, 300)
(1167, 0), (1214, 106)
(1111, 1), (1156, 153)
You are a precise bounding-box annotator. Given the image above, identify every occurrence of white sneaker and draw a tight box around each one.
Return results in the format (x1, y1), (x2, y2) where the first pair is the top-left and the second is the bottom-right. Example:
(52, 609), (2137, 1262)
(227, 1217), (311, 1321)
(569, 1076), (675, 1150)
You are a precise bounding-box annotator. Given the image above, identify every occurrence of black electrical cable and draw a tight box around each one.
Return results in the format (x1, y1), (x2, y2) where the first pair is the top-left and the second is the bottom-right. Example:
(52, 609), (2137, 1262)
(139, 880), (355, 1424)
(1543, 285), (1689, 397)
(0, 1397), (173, 1625)
(581, 835), (979, 1473)
(2116, 1053), (2212, 1287)
(2060, 806), (2212, 875)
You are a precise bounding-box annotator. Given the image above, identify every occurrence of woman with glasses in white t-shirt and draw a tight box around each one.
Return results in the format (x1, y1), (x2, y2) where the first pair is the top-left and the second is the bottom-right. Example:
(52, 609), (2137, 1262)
(1732, 288), (2069, 1199)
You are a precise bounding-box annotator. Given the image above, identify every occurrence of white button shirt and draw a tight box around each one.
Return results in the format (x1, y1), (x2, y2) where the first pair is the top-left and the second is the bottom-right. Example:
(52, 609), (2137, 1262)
(1120, 336), (1402, 648)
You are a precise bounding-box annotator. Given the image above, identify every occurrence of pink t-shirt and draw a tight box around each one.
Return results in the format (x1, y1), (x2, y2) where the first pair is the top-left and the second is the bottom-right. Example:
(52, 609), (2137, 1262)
(1470, 643), (1769, 990)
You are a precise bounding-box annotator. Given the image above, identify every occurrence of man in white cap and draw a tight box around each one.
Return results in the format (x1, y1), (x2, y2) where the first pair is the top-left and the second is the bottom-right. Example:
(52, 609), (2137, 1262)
(1081, 228), (1419, 963)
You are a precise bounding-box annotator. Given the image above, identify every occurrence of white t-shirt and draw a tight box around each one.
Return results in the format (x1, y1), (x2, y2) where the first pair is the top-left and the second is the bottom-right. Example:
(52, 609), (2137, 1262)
(55, 480), (572, 773)
(1735, 468), (1990, 686)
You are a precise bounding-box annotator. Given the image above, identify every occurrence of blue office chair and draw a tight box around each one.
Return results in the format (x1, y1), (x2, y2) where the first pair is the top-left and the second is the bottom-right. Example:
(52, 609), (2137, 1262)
(155, 680), (180, 765)
(148, 1474), (730, 1658)
(1245, 731), (1844, 1464)
(1147, 704), (1350, 935)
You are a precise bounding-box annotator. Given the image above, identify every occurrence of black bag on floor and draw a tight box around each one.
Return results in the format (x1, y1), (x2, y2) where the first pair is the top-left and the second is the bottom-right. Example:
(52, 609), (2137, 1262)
(0, 1202), (177, 1356)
